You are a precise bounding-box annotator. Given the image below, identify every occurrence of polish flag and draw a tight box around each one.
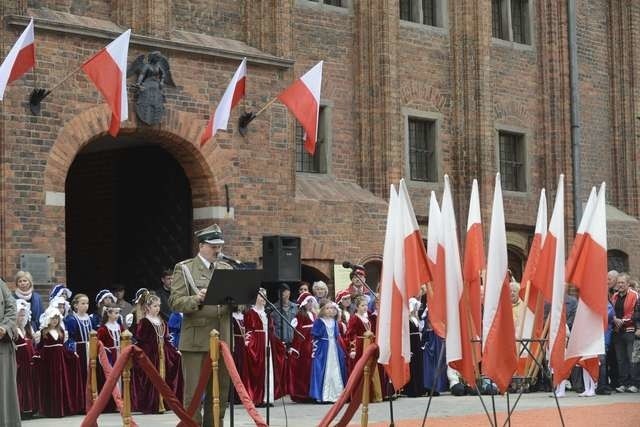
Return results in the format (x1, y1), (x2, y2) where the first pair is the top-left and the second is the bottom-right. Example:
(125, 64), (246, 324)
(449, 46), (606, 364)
(565, 186), (597, 281)
(518, 190), (547, 367)
(532, 175), (567, 386)
(564, 182), (607, 381)
(277, 61), (322, 155)
(200, 58), (247, 146)
(443, 176), (478, 386)
(378, 179), (431, 390)
(440, 176), (464, 369)
(0, 18), (35, 100)
(82, 29), (131, 137)
(482, 174), (517, 393)
(462, 179), (485, 342)
(426, 191), (446, 339)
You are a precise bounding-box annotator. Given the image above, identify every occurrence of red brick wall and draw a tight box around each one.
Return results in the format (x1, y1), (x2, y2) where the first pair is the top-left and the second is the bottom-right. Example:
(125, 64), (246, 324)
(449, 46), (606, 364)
(0, 1), (638, 295)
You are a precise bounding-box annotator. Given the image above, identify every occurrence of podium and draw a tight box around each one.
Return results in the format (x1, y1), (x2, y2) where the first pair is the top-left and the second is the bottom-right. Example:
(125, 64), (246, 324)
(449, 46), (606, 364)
(203, 269), (263, 306)
(203, 268), (263, 427)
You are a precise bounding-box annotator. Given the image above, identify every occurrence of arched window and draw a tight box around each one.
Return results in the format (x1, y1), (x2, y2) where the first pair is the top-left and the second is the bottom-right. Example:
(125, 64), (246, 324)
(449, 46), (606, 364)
(507, 245), (525, 282)
(607, 249), (629, 273)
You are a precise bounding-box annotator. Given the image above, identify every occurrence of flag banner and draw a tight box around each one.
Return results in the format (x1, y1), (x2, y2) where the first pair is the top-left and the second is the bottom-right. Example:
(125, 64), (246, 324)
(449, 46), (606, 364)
(0, 18), (35, 100)
(482, 174), (517, 393)
(277, 61), (322, 155)
(82, 29), (131, 137)
(201, 57), (247, 146)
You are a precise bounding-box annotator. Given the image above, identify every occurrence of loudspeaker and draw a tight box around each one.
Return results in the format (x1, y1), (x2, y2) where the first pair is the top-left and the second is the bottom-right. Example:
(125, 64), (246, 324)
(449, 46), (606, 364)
(262, 235), (301, 283)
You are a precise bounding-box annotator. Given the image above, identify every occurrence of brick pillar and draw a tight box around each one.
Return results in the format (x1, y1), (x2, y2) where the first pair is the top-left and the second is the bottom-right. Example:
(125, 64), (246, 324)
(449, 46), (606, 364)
(353, 0), (401, 198)
(449, 0), (494, 223)
(536, 0), (573, 232)
(608, 1), (639, 217)
(113, 0), (172, 39)
(245, 0), (293, 58)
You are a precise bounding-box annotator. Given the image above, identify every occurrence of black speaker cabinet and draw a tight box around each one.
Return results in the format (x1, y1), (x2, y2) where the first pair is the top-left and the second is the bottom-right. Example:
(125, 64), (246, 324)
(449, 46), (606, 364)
(262, 235), (301, 283)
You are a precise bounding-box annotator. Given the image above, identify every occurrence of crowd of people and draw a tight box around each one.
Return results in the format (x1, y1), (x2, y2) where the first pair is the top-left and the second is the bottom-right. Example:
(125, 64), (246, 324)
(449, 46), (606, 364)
(0, 225), (638, 426)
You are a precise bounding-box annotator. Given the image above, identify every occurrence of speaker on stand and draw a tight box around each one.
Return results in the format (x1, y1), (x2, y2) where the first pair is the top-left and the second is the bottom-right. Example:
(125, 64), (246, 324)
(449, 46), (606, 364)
(262, 235), (301, 300)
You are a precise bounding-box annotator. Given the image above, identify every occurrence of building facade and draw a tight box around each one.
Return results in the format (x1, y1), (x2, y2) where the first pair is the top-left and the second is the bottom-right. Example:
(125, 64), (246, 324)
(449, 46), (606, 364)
(0, 0), (638, 299)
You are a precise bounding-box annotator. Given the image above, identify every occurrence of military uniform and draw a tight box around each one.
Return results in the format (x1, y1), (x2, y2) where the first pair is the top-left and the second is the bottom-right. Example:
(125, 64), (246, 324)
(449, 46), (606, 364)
(170, 224), (232, 426)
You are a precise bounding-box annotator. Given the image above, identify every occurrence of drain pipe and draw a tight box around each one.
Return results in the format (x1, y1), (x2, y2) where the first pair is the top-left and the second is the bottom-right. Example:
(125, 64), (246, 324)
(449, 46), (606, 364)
(567, 0), (581, 228)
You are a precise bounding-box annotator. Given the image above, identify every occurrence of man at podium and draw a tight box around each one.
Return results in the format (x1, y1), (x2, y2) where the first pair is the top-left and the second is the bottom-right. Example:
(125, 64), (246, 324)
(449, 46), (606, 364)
(170, 223), (233, 426)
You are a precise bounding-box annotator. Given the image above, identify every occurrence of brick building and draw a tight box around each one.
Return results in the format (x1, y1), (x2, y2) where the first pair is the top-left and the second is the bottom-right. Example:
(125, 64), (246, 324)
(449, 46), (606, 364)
(0, 1), (638, 301)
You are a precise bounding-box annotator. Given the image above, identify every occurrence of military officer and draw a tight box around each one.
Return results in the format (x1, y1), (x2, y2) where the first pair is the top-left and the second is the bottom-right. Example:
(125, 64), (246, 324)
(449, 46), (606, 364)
(170, 223), (232, 426)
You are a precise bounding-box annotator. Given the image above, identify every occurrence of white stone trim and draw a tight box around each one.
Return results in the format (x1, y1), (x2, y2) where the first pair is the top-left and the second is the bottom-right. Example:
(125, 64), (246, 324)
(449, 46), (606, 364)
(193, 206), (235, 220)
(45, 191), (65, 207)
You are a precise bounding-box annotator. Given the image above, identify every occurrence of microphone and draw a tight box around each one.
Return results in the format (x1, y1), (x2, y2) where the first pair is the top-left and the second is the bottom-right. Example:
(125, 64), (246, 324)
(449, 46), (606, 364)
(217, 252), (242, 265)
(342, 261), (365, 271)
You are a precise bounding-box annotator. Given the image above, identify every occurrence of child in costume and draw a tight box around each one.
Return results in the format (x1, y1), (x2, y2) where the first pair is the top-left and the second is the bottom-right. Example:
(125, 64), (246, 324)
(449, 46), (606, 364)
(346, 294), (382, 401)
(33, 306), (83, 417)
(288, 292), (318, 402)
(14, 299), (36, 418)
(132, 294), (183, 413)
(244, 288), (286, 406)
(309, 300), (347, 403)
(90, 289), (117, 329)
(64, 293), (93, 412)
(96, 304), (124, 412)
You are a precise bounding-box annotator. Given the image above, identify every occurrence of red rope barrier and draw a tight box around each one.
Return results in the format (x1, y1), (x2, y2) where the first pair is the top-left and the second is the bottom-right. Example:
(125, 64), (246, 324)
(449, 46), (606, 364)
(318, 344), (380, 427)
(81, 345), (198, 427)
(219, 341), (268, 427)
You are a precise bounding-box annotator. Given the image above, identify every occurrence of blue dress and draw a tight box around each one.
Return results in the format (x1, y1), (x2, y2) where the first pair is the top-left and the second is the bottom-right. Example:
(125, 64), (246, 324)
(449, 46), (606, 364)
(422, 328), (448, 392)
(309, 318), (347, 402)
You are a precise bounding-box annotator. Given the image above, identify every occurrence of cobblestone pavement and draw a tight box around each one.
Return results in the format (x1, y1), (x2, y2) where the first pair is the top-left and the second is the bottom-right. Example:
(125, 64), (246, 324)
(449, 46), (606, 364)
(21, 391), (640, 426)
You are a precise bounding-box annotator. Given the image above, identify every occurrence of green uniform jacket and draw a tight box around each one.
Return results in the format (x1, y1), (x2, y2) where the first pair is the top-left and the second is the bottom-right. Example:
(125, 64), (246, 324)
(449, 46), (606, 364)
(169, 256), (231, 352)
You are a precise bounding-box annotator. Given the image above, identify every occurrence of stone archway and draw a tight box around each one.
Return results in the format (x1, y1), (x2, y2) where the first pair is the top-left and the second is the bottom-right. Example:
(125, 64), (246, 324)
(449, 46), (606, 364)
(43, 105), (222, 300)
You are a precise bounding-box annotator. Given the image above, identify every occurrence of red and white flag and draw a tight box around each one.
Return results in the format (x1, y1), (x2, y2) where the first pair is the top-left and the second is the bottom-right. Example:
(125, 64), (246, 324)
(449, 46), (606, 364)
(426, 191), (446, 339)
(565, 186), (597, 281)
(442, 176), (477, 385)
(0, 18), (35, 100)
(518, 189), (547, 365)
(440, 176), (464, 369)
(533, 175), (567, 386)
(82, 29), (131, 137)
(200, 58), (247, 146)
(378, 179), (431, 390)
(462, 179), (485, 341)
(482, 174), (517, 393)
(277, 61), (322, 155)
(564, 182), (607, 381)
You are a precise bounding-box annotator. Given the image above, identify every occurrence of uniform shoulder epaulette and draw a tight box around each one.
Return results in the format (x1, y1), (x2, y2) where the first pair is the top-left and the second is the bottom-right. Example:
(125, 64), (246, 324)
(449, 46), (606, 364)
(177, 258), (193, 267)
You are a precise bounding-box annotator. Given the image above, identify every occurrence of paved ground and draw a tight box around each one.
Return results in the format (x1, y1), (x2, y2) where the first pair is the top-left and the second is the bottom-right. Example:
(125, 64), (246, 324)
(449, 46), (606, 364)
(21, 391), (640, 426)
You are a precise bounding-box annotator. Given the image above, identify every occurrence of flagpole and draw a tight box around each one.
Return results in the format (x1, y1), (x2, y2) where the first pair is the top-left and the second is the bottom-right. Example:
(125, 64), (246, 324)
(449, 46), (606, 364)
(462, 289), (496, 427)
(238, 96), (279, 135)
(524, 292), (544, 376)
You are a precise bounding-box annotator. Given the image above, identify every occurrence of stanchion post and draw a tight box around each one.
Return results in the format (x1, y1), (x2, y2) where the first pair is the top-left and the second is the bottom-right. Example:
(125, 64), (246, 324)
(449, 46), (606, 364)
(89, 330), (98, 403)
(361, 331), (374, 427)
(121, 330), (133, 427)
(210, 329), (221, 427)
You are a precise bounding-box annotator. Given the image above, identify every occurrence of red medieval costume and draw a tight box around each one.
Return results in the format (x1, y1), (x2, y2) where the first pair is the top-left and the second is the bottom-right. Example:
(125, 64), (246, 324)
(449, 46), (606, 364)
(132, 316), (183, 413)
(33, 329), (83, 417)
(244, 306), (286, 405)
(232, 311), (248, 403)
(14, 328), (36, 415)
(96, 321), (125, 412)
(346, 312), (382, 401)
(288, 310), (315, 402)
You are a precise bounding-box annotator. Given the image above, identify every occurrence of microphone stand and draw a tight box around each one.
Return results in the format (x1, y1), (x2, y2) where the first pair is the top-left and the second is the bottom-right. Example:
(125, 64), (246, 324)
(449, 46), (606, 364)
(257, 289), (303, 425)
(351, 272), (378, 301)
